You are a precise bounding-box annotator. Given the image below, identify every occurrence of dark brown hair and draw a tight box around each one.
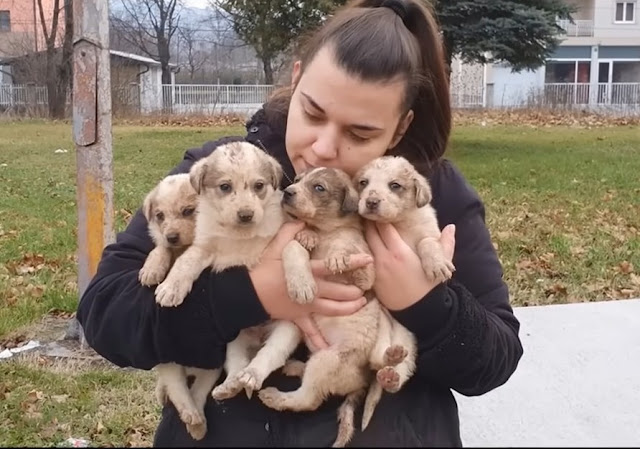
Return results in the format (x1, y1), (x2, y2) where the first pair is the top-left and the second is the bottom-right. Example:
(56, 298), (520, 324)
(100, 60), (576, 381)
(266, 0), (451, 172)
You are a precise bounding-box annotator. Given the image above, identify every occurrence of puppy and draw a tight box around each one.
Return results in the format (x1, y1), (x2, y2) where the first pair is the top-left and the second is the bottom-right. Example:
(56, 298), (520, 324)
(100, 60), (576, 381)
(138, 173), (198, 288)
(256, 167), (381, 447)
(138, 173), (215, 440)
(149, 141), (300, 440)
(354, 155), (455, 428)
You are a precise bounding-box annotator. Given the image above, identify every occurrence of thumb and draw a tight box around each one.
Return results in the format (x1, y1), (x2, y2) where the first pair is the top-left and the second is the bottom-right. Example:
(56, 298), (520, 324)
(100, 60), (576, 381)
(264, 220), (306, 257)
(440, 224), (456, 261)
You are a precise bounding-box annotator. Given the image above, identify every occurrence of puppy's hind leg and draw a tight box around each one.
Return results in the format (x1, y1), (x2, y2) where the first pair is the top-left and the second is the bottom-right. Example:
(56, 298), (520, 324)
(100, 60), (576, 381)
(186, 367), (223, 440)
(211, 331), (254, 400)
(155, 363), (204, 437)
(235, 321), (302, 397)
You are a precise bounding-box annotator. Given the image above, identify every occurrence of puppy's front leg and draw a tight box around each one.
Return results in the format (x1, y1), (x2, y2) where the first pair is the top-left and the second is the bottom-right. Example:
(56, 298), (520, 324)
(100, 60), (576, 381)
(416, 237), (455, 284)
(282, 240), (317, 304)
(155, 245), (214, 307)
(139, 246), (173, 287)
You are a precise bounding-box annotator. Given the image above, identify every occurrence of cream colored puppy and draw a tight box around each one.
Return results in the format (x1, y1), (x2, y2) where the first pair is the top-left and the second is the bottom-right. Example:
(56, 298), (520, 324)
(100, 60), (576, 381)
(149, 142), (300, 441)
(353, 155), (456, 428)
(256, 167), (380, 447)
(139, 173), (198, 287)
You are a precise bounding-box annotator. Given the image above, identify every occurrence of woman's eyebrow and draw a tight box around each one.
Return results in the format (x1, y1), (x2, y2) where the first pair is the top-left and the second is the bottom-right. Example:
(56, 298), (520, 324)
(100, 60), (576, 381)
(301, 91), (383, 132)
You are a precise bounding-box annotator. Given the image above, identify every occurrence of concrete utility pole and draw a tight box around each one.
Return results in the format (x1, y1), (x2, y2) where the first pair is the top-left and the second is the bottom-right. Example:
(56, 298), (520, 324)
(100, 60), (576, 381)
(65, 0), (115, 345)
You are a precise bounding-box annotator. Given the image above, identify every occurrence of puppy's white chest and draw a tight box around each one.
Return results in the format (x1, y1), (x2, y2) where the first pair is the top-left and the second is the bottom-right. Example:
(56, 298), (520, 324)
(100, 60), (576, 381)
(211, 236), (269, 271)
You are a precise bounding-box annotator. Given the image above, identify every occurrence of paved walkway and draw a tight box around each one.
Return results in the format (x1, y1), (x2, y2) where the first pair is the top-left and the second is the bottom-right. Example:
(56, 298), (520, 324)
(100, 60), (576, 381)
(454, 298), (640, 447)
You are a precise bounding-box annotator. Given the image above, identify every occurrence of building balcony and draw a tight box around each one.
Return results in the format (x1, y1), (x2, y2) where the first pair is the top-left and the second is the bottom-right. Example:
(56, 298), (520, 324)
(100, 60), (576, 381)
(557, 19), (594, 37)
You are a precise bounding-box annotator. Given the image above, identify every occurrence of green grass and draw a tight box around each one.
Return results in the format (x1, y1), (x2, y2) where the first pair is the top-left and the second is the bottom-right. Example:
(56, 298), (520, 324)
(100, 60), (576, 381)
(0, 358), (158, 447)
(0, 120), (639, 446)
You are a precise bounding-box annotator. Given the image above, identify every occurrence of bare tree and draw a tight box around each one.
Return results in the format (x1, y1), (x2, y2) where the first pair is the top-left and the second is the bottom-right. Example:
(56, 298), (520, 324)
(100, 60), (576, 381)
(36, 0), (73, 119)
(177, 27), (210, 82)
(110, 0), (183, 85)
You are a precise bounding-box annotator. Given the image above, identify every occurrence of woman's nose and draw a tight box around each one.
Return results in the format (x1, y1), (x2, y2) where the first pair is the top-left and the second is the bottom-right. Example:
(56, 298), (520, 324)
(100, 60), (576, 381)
(311, 129), (338, 160)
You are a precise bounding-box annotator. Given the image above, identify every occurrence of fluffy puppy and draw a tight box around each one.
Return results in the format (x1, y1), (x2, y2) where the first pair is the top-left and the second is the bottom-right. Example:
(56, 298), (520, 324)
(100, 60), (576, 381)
(354, 155), (454, 283)
(256, 167), (380, 447)
(353, 155), (456, 428)
(138, 173), (198, 287)
(150, 141), (299, 441)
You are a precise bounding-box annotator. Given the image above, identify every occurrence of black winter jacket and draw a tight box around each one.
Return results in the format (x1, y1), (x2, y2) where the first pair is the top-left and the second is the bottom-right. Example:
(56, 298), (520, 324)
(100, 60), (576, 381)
(76, 104), (524, 447)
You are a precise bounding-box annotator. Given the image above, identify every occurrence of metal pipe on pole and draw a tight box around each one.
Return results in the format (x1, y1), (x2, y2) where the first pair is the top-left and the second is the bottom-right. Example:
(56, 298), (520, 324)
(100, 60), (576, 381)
(65, 0), (115, 345)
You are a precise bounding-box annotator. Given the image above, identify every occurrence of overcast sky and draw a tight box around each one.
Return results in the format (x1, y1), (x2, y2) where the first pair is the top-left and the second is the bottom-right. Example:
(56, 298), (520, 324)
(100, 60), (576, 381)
(184, 0), (209, 8)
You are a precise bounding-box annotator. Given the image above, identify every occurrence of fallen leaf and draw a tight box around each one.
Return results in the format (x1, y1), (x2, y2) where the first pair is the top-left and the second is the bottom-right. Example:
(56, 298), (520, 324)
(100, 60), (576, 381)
(51, 394), (69, 403)
(618, 261), (634, 274)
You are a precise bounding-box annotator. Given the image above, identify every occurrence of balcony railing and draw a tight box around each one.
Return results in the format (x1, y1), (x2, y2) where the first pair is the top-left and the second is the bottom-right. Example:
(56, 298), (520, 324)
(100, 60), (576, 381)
(557, 19), (595, 37)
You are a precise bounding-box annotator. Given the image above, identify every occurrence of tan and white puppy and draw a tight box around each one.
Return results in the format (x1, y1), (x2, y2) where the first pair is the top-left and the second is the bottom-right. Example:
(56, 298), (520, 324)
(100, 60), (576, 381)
(354, 155), (454, 284)
(256, 167), (381, 447)
(149, 142), (300, 441)
(353, 155), (456, 429)
(139, 173), (198, 287)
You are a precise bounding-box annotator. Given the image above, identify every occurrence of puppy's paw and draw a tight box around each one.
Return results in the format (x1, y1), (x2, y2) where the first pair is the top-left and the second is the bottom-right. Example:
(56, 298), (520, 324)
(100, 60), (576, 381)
(376, 366), (401, 393)
(186, 421), (207, 441)
(237, 367), (265, 398)
(351, 263), (375, 292)
(154, 278), (191, 307)
(295, 229), (319, 252)
(178, 407), (205, 428)
(139, 263), (168, 287)
(257, 387), (288, 411)
(421, 252), (455, 284)
(384, 345), (408, 366)
(211, 377), (243, 401)
(281, 360), (305, 378)
(285, 270), (317, 304)
(325, 251), (350, 274)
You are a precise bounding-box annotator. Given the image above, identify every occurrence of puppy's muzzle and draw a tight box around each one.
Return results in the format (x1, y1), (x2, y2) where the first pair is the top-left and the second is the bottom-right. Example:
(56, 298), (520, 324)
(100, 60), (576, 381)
(166, 232), (180, 245)
(237, 209), (255, 224)
(365, 198), (380, 212)
(283, 187), (296, 205)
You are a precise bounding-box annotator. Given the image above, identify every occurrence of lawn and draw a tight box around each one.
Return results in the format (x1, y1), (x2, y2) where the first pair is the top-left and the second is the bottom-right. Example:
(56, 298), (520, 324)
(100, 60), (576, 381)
(0, 118), (638, 446)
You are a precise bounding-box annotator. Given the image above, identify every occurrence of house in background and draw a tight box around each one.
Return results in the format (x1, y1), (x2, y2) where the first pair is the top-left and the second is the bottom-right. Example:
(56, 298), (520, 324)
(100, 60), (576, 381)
(0, 0), (63, 58)
(484, 0), (640, 109)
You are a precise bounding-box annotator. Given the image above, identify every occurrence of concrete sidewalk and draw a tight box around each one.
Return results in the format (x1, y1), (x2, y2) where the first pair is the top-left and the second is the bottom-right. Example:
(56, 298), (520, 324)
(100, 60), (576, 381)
(454, 298), (640, 447)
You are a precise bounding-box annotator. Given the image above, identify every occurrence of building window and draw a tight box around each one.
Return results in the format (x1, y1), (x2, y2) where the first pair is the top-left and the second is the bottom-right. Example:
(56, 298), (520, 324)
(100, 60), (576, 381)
(0, 10), (10, 32)
(615, 1), (635, 23)
(545, 61), (591, 84)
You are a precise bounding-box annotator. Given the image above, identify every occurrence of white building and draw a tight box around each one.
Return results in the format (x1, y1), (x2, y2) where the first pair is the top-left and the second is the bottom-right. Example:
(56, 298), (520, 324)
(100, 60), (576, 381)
(483, 0), (640, 110)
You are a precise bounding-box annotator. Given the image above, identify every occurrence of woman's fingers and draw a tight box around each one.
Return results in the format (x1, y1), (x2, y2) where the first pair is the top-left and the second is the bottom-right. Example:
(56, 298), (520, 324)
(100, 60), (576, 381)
(315, 278), (364, 302)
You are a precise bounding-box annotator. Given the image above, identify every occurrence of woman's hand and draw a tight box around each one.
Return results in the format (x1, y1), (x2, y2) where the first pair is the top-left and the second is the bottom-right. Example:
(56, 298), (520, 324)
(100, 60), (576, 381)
(365, 222), (456, 311)
(248, 221), (372, 351)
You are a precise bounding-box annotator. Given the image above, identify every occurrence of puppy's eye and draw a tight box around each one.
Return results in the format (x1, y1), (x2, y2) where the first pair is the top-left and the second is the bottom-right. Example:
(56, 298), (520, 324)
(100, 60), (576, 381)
(254, 181), (265, 191)
(313, 184), (326, 193)
(182, 207), (195, 217)
(219, 183), (232, 193)
(389, 182), (403, 191)
(359, 179), (369, 188)
(155, 212), (165, 221)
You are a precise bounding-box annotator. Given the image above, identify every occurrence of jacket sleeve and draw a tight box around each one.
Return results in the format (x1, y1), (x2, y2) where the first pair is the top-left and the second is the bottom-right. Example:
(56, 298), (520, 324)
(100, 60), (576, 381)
(390, 161), (524, 396)
(76, 137), (270, 371)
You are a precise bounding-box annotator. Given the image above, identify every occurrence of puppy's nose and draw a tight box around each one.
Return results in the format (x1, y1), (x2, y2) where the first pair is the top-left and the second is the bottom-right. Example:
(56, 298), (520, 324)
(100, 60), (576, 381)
(237, 209), (254, 223)
(166, 233), (180, 245)
(283, 188), (296, 203)
(366, 198), (380, 210)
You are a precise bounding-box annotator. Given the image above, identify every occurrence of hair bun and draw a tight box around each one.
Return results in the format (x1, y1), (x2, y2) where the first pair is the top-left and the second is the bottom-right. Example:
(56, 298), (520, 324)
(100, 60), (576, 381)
(380, 0), (408, 24)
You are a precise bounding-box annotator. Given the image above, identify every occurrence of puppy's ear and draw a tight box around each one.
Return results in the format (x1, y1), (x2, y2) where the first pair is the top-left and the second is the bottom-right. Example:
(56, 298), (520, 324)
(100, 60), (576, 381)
(264, 156), (283, 190)
(341, 184), (360, 215)
(142, 186), (156, 222)
(189, 160), (208, 194)
(414, 173), (432, 208)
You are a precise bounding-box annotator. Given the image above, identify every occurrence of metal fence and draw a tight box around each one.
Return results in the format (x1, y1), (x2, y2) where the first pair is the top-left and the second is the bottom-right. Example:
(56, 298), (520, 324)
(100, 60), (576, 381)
(3, 82), (640, 117)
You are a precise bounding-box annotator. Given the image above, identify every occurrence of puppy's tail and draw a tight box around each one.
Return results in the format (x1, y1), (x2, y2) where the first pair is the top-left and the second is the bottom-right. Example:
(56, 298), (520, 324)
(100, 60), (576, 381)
(361, 380), (383, 431)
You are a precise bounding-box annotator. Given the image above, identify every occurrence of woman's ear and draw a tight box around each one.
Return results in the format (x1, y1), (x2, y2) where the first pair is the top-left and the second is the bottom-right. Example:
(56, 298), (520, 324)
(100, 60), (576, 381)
(291, 60), (302, 93)
(390, 109), (414, 148)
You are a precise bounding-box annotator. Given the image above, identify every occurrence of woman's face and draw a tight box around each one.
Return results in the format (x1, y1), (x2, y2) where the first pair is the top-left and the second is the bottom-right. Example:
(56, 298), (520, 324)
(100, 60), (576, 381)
(285, 46), (414, 177)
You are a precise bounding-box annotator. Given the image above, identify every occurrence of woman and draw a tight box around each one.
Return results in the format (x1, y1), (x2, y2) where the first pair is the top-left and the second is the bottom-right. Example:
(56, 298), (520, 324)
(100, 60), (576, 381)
(77, 0), (524, 446)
